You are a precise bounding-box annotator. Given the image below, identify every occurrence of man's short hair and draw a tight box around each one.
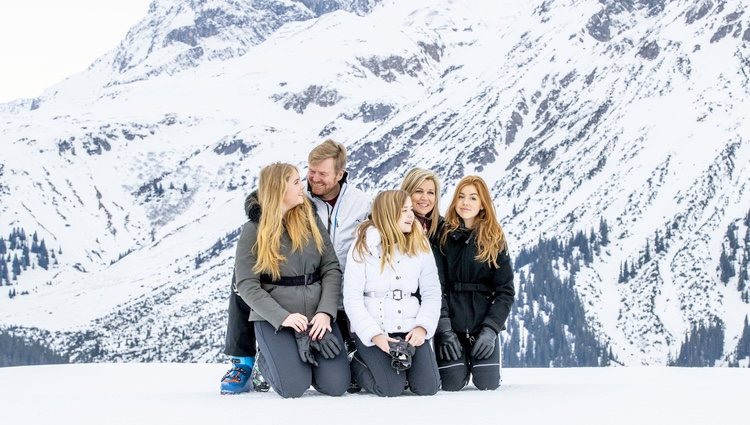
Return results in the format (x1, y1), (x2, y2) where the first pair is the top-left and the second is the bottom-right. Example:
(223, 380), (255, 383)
(308, 139), (347, 172)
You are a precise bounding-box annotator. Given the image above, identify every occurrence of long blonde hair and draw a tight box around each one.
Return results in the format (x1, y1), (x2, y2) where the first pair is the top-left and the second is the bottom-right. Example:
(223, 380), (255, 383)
(441, 176), (507, 267)
(353, 190), (430, 272)
(253, 163), (324, 280)
(399, 168), (441, 239)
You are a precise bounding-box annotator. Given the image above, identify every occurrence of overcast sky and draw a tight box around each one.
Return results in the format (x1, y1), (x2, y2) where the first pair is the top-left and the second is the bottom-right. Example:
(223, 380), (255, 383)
(0, 0), (152, 103)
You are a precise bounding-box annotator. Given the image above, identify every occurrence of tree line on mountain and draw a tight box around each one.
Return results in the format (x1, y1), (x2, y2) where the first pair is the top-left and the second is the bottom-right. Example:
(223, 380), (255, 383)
(618, 222), (674, 284)
(504, 218), (615, 367)
(194, 227), (241, 269)
(671, 319), (725, 367)
(1, 228), (60, 289)
(718, 210), (750, 303)
(137, 179), (190, 202)
(0, 328), (68, 367)
(734, 315), (750, 365)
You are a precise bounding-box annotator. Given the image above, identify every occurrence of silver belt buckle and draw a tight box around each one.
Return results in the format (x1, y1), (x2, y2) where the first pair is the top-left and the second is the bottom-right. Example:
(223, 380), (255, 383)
(392, 289), (403, 300)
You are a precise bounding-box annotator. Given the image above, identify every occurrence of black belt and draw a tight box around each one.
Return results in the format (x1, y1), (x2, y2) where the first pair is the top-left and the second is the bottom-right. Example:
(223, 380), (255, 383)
(451, 281), (490, 292)
(260, 272), (321, 286)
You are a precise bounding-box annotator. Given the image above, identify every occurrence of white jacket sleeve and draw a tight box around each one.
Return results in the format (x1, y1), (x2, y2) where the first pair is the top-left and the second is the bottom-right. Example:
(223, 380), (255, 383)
(343, 246), (383, 347)
(413, 251), (442, 339)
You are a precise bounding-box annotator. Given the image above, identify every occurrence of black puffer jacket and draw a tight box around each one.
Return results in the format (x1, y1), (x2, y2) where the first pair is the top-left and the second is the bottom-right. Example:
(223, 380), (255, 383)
(438, 226), (515, 335)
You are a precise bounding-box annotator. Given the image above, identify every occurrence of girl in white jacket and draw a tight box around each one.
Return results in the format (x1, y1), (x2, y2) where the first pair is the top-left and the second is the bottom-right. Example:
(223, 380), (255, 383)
(343, 190), (442, 396)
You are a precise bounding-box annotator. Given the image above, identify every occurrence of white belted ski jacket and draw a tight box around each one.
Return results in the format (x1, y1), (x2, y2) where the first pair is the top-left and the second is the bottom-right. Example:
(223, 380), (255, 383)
(343, 227), (441, 347)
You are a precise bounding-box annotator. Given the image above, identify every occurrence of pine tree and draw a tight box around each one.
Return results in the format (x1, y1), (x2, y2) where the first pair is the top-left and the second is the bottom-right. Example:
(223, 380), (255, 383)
(21, 245), (30, 269)
(737, 315), (750, 360)
(599, 217), (609, 245)
(738, 255), (748, 292)
(182, 183), (188, 193)
(0, 237), (6, 255)
(32, 231), (38, 243)
(654, 230), (664, 253)
(727, 223), (739, 254)
(643, 240), (651, 263)
(169, 182), (175, 190)
(720, 246), (735, 283)
(11, 254), (21, 277)
(0, 262), (7, 285)
(38, 240), (49, 270)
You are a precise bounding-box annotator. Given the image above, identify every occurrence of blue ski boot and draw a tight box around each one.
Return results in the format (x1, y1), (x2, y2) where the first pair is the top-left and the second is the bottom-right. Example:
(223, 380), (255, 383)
(220, 356), (254, 394)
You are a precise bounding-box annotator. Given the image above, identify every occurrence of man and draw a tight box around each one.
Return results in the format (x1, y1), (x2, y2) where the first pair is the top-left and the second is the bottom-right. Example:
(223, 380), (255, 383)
(220, 139), (370, 394)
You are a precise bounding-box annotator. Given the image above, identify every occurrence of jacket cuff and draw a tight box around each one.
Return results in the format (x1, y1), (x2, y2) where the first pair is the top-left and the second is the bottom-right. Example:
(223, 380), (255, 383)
(358, 324), (383, 347)
(482, 318), (503, 334)
(414, 322), (436, 340)
(267, 309), (291, 331)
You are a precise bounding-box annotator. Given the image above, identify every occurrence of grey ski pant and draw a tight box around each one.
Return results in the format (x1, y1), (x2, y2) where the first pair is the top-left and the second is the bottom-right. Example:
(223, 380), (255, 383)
(437, 333), (502, 391)
(350, 333), (440, 397)
(254, 320), (350, 398)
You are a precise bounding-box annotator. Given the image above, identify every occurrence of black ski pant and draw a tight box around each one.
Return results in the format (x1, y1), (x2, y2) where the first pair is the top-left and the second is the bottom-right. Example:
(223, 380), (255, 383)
(437, 332), (502, 391)
(255, 320), (350, 398)
(223, 281), (256, 357)
(350, 333), (440, 397)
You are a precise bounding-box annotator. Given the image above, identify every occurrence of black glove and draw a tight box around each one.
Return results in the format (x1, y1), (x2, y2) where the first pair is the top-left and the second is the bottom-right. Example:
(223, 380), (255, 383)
(388, 337), (416, 372)
(295, 331), (318, 367)
(470, 326), (497, 360)
(435, 318), (462, 362)
(310, 332), (342, 359)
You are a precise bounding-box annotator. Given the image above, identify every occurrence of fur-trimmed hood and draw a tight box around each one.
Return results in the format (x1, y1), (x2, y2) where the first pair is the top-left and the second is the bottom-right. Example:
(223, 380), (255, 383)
(243, 189), (316, 223)
(244, 190), (261, 222)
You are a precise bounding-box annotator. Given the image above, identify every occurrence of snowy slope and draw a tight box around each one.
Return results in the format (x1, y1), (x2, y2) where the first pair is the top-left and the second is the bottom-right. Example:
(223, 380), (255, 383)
(0, 364), (747, 425)
(1, 0), (749, 366)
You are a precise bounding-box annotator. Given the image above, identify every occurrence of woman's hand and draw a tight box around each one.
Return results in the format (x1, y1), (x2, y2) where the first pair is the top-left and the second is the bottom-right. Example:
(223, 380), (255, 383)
(308, 312), (332, 340)
(281, 313), (309, 333)
(372, 333), (399, 353)
(405, 326), (427, 347)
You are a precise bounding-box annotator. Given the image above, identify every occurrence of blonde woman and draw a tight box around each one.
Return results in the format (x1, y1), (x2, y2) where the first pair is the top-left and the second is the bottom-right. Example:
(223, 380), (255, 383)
(436, 176), (515, 391)
(399, 168), (442, 243)
(234, 163), (349, 398)
(343, 190), (441, 397)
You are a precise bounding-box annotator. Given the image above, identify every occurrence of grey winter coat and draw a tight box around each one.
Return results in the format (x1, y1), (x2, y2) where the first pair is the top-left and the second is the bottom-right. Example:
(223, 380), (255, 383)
(234, 194), (342, 330)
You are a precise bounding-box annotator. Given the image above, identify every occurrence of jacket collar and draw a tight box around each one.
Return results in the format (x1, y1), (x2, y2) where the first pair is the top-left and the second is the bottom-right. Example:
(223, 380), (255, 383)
(244, 191), (261, 223)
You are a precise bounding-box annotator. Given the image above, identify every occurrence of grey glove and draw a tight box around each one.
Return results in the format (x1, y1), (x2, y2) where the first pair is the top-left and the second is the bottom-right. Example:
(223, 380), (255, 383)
(470, 326), (497, 360)
(310, 332), (342, 360)
(435, 318), (462, 362)
(295, 331), (318, 367)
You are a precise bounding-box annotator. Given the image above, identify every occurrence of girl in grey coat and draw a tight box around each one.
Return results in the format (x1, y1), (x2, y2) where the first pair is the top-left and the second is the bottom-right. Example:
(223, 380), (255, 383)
(234, 163), (350, 398)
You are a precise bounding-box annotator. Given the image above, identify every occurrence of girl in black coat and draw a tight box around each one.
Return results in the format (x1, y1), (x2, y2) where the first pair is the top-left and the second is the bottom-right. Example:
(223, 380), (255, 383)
(435, 175), (515, 391)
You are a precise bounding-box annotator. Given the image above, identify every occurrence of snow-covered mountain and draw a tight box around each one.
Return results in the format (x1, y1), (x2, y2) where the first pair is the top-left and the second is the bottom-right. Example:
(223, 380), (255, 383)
(1, 0), (749, 367)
